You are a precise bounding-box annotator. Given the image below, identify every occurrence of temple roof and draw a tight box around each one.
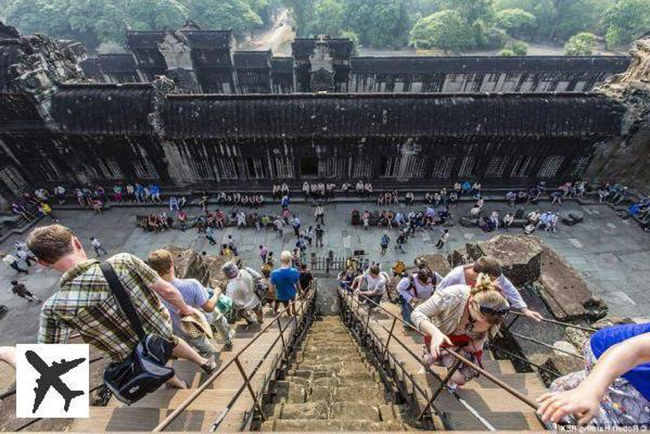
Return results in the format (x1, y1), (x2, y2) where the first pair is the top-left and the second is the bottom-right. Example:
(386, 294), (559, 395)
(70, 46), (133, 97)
(234, 51), (271, 69)
(98, 53), (137, 73)
(125, 31), (164, 49)
(181, 30), (232, 49)
(161, 93), (624, 140)
(271, 57), (293, 73)
(0, 44), (21, 89)
(51, 84), (155, 135)
(351, 56), (631, 75)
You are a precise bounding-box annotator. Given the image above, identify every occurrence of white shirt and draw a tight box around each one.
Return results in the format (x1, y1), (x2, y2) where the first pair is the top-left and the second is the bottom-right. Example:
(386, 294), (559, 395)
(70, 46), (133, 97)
(91, 239), (101, 248)
(355, 272), (388, 296)
(226, 268), (261, 310)
(437, 265), (526, 309)
(397, 273), (439, 302)
(440, 232), (449, 243)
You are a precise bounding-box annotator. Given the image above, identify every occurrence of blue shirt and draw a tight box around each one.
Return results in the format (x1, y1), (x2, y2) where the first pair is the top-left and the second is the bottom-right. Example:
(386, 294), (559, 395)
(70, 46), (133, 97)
(271, 267), (300, 302)
(590, 323), (650, 400)
(163, 278), (209, 332)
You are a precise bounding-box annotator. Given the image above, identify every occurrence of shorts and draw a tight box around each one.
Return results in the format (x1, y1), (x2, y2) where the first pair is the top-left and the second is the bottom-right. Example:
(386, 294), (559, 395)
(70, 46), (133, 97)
(277, 298), (295, 308)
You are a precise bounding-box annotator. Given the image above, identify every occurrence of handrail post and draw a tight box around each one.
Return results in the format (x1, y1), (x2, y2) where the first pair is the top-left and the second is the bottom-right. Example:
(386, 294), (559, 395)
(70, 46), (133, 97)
(234, 357), (266, 420)
(417, 359), (461, 420)
(381, 317), (398, 365)
(276, 317), (287, 353)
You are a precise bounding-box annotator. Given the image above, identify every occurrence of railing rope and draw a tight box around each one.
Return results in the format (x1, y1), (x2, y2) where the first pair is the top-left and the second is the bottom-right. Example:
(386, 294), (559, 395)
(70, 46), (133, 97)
(509, 311), (597, 333)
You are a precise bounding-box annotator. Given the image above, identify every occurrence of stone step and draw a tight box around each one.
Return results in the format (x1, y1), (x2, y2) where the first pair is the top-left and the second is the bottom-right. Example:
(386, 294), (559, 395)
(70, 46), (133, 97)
(70, 407), (220, 432)
(260, 419), (407, 432)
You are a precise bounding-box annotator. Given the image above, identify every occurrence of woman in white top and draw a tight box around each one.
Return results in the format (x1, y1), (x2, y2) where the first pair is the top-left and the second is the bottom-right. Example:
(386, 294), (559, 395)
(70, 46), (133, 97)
(412, 274), (509, 386)
(436, 256), (543, 321)
(397, 268), (441, 325)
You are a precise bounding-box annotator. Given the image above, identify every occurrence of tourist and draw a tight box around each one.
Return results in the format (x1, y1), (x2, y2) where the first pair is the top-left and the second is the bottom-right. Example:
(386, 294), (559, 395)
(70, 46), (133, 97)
(205, 226), (217, 245)
(503, 213), (514, 230)
(538, 323), (650, 427)
(506, 191), (517, 207)
(259, 245), (269, 264)
(524, 222), (537, 235)
(470, 204), (481, 218)
(38, 202), (59, 223)
(353, 264), (388, 309)
(281, 183), (290, 197)
(12, 202), (34, 221)
(223, 261), (264, 325)
(551, 190), (563, 206)
(147, 249), (234, 354)
(178, 210), (188, 231)
(397, 268), (439, 326)
(355, 180), (364, 195)
(305, 226), (314, 246)
(527, 210), (540, 225)
(364, 182), (373, 196)
(2, 253), (28, 275)
(236, 210), (246, 229)
(55, 185), (67, 204)
(15, 246), (36, 268)
(91, 198), (103, 214)
(292, 215), (301, 238)
(413, 273), (509, 387)
(380, 233), (390, 255)
(281, 194), (290, 209)
(489, 211), (500, 231)
(90, 237), (108, 257)
(259, 266), (276, 313)
(362, 210), (371, 230)
(270, 251), (301, 318)
(598, 186), (610, 203)
(215, 209), (226, 229)
(395, 232), (406, 253)
(436, 229), (449, 249)
(405, 192), (415, 206)
(28, 225), (218, 389)
(226, 235), (238, 256)
(274, 217), (284, 238)
(302, 182), (309, 198)
(125, 183), (135, 202)
(436, 256), (543, 321)
(199, 192), (209, 211)
(10, 280), (41, 303)
(169, 196), (179, 212)
(253, 213), (261, 231)
(299, 263), (313, 292)
(150, 184), (162, 203)
(315, 224), (325, 248)
(314, 205), (325, 225)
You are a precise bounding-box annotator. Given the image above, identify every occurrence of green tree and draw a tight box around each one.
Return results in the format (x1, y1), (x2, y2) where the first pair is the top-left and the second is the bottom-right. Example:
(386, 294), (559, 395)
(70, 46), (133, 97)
(601, 0), (650, 49)
(499, 47), (515, 55)
(441, 0), (494, 26)
(283, 0), (314, 37)
(309, 0), (345, 37)
(343, 0), (410, 48)
(510, 40), (528, 54)
(187, 0), (262, 38)
(495, 8), (536, 38)
(564, 32), (597, 55)
(340, 29), (359, 54)
(410, 10), (475, 53)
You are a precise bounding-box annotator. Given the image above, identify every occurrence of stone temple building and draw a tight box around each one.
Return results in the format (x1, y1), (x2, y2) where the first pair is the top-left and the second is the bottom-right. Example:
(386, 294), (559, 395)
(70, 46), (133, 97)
(0, 19), (648, 209)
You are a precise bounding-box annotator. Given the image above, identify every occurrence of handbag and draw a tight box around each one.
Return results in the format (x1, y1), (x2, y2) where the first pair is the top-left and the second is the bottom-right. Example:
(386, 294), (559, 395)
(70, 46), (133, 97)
(100, 262), (175, 405)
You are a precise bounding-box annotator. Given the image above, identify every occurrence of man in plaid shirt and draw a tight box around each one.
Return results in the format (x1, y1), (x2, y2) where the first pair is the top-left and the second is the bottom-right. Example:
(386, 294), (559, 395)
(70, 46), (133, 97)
(27, 225), (218, 388)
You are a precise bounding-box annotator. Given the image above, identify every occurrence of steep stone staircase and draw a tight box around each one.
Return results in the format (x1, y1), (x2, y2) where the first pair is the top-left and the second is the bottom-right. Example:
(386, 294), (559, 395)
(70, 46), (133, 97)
(258, 316), (416, 431)
(350, 297), (549, 431)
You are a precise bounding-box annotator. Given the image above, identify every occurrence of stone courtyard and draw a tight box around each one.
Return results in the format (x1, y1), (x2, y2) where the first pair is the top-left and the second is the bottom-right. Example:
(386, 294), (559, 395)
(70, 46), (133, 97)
(1, 199), (649, 346)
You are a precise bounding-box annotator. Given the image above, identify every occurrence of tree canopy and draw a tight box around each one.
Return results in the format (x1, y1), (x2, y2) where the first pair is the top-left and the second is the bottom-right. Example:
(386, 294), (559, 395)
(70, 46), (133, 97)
(564, 32), (597, 55)
(410, 10), (475, 53)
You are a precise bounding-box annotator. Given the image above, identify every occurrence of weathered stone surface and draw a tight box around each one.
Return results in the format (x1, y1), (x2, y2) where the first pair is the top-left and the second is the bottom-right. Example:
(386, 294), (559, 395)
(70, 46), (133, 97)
(466, 235), (543, 286)
(542, 354), (585, 380)
(164, 245), (208, 283)
(330, 402), (380, 422)
(589, 34), (650, 190)
(565, 328), (591, 350)
(592, 316), (636, 329)
(526, 238), (607, 321)
(560, 210), (584, 226)
(552, 340), (581, 358)
(415, 253), (451, 276)
(274, 402), (330, 420)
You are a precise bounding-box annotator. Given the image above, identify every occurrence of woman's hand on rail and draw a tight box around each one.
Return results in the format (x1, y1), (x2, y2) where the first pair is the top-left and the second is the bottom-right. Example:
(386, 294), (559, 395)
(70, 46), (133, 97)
(429, 331), (452, 359)
(537, 386), (600, 425)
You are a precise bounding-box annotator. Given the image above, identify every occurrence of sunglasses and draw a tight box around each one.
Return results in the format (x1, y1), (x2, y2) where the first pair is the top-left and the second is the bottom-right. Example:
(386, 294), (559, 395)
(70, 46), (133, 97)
(478, 305), (510, 318)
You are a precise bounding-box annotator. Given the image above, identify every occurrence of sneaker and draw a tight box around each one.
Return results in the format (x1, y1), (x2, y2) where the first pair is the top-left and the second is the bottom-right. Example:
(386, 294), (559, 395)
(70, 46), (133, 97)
(201, 356), (220, 374)
(223, 341), (233, 351)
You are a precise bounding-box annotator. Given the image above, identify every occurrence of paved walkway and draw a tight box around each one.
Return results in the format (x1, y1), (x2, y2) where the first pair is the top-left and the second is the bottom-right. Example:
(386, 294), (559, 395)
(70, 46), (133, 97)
(1, 200), (648, 345)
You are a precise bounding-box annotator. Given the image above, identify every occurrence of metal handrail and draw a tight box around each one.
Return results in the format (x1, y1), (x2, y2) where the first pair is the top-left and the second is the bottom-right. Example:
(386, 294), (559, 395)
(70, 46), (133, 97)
(510, 331), (584, 360)
(509, 311), (597, 333)
(343, 291), (540, 412)
(152, 282), (316, 432)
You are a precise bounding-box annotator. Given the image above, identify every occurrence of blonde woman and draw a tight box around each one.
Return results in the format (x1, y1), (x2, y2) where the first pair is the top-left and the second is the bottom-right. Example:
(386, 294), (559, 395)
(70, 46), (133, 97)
(411, 274), (509, 387)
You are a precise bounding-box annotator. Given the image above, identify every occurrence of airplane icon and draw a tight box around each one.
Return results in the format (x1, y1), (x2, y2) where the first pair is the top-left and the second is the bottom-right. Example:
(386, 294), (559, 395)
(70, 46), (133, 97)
(25, 350), (86, 413)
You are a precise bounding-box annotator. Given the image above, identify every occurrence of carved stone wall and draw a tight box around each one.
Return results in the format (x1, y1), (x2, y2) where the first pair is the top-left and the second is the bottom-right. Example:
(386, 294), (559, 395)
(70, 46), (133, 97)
(588, 34), (650, 191)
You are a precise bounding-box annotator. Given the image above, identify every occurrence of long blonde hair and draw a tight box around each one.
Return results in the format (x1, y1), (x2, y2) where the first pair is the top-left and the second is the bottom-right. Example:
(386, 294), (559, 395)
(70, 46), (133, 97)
(470, 273), (509, 325)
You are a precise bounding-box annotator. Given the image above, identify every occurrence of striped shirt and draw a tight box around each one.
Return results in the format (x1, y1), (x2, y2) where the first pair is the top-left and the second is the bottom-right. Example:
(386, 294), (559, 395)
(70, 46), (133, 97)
(38, 253), (176, 362)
